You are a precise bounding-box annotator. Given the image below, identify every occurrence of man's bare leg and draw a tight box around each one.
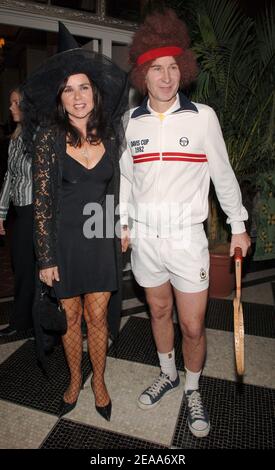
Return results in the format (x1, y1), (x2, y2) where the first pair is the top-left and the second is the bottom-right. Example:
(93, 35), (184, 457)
(137, 282), (180, 410)
(173, 288), (208, 373)
(173, 287), (210, 437)
(144, 282), (174, 352)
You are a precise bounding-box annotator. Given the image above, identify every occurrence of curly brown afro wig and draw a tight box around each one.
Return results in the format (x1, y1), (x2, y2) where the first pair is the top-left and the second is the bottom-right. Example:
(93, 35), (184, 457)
(129, 8), (198, 95)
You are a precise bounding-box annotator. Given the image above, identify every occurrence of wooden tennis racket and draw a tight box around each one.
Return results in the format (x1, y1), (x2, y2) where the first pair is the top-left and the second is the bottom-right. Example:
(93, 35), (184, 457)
(233, 247), (244, 375)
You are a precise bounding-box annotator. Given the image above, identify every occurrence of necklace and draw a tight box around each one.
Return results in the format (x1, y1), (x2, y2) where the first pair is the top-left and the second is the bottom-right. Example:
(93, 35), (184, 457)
(67, 140), (103, 169)
(80, 145), (89, 160)
(80, 143), (90, 165)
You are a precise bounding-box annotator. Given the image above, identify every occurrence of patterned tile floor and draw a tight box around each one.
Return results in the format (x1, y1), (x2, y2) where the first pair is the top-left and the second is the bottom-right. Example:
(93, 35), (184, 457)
(0, 243), (274, 450)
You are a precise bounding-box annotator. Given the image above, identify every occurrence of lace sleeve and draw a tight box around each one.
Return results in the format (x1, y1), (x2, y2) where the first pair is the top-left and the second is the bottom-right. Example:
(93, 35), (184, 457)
(33, 128), (57, 269)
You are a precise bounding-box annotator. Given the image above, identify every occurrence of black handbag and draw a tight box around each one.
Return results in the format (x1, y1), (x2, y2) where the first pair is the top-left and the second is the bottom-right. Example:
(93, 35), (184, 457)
(38, 284), (67, 337)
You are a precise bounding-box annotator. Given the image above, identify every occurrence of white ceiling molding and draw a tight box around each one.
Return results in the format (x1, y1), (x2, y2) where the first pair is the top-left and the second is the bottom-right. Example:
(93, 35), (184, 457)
(0, 0), (135, 57)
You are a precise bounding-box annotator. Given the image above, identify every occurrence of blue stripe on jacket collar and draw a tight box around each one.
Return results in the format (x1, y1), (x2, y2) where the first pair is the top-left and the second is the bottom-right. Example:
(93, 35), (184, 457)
(131, 91), (198, 118)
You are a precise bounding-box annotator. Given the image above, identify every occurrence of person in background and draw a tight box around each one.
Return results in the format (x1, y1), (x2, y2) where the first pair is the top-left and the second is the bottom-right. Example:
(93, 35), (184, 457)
(0, 86), (35, 336)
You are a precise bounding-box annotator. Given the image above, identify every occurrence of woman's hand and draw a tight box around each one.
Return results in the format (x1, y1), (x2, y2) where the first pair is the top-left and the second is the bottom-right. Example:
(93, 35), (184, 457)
(0, 219), (6, 236)
(39, 266), (60, 287)
(121, 225), (130, 253)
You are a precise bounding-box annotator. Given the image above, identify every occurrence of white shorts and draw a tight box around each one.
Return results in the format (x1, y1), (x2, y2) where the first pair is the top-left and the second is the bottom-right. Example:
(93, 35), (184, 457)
(130, 225), (209, 293)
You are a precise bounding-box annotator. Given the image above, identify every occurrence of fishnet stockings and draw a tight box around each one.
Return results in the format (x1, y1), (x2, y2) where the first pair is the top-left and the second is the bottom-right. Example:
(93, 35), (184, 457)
(84, 292), (111, 407)
(60, 296), (83, 404)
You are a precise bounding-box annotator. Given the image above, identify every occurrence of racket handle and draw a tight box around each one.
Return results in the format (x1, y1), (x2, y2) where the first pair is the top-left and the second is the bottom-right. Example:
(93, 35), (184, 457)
(234, 247), (243, 262)
(234, 247), (242, 293)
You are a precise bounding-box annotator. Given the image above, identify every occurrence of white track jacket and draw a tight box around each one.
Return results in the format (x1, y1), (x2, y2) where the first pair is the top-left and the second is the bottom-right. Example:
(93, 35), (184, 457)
(120, 93), (248, 237)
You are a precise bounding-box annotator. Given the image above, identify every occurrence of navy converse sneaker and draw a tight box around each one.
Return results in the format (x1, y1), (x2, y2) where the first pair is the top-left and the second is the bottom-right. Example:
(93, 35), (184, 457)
(138, 372), (180, 410)
(185, 390), (210, 437)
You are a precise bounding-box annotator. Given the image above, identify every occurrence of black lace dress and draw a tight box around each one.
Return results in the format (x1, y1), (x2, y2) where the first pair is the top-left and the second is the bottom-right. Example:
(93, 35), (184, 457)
(53, 150), (117, 299)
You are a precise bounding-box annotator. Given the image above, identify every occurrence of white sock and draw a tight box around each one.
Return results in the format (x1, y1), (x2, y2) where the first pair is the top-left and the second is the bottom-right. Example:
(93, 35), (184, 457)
(158, 349), (177, 381)
(184, 367), (202, 393)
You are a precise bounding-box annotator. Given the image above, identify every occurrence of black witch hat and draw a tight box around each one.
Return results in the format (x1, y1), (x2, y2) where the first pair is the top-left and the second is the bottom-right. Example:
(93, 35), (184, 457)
(22, 22), (129, 144)
(57, 21), (78, 52)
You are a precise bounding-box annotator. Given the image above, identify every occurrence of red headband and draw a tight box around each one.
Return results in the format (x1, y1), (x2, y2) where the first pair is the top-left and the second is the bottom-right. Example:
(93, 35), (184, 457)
(137, 46), (183, 66)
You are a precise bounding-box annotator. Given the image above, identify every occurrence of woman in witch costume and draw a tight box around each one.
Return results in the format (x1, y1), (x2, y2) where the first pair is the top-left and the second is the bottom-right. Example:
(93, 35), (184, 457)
(22, 23), (128, 421)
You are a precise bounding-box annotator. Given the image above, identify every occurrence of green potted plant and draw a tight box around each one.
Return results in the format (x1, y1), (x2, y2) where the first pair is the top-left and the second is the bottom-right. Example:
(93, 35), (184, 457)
(186, 0), (275, 296)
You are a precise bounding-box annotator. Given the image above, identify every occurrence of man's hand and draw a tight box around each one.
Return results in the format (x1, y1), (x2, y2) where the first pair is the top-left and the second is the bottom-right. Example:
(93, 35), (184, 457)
(39, 266), (60, 287)
(230, 232), (251, 257)
(121, 225), (130, 253)
(0, 219), (6, 236)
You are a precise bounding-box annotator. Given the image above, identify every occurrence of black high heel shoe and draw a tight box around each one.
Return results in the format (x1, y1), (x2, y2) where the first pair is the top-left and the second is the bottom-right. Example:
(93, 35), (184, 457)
(59, 376), (85, 417)
(95, 400), (112, 422)
(59, 398), (78, 417)
(91, 378), (112, 421)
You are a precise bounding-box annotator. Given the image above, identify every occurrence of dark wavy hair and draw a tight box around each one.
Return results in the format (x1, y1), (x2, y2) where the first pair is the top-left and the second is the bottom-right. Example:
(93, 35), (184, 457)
(55, 74), (108, 147)
(129, 8), (198, 95)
